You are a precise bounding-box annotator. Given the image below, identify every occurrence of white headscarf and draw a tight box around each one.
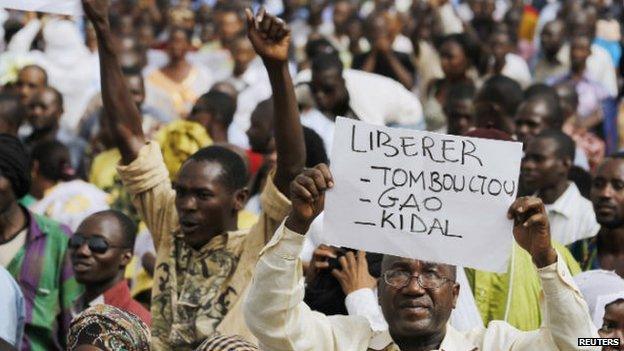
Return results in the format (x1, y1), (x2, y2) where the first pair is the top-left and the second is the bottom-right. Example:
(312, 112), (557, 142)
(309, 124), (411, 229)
(574, 270), (624, 328)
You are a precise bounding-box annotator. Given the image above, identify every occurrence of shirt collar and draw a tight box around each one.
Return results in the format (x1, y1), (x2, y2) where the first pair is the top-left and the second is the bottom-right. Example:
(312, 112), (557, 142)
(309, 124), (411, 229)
(174, 229), (248, 255)
(544, 182), (580, 219)
(25, 209), (46, 241)
(381, 324), (478, 351)
(438, 324), (479, 351)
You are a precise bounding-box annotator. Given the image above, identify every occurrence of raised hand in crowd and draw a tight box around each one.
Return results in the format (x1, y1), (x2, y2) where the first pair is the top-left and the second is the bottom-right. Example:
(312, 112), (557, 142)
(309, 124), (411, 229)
(508, 196), (558, 268)
(246, 7), (306, 195)
(83, 0), (146, 165)
(285, 164), (333, 234)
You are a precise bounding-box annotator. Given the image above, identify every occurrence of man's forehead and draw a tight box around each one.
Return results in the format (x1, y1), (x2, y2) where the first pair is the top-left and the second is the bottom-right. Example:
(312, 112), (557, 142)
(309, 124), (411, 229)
(177, 161), (224, 185)
(382, 255), (454, 270)
(597, 159), (624, 179)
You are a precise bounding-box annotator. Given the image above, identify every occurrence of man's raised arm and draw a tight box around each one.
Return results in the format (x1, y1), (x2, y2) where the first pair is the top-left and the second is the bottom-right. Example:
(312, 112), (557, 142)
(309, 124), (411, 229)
(83, 0), (145, 165)
(246, 8), (306, 195)
(507, 197), (599, 350)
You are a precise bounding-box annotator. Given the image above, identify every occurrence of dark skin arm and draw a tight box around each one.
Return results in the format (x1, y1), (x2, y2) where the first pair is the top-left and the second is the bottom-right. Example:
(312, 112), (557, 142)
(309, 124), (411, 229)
(82, 0), (145, 165)
(246, 8), (306, 195)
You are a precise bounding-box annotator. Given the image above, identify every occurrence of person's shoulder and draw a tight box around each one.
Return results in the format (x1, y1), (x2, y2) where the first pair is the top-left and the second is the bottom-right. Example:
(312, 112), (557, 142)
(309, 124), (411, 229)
(31, 212), (72, 239)
(344, 69), (407, 89)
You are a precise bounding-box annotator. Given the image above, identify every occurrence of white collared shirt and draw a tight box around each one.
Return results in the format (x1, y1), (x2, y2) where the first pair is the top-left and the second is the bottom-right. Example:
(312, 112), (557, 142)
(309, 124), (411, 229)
(543, 182), (600, 246)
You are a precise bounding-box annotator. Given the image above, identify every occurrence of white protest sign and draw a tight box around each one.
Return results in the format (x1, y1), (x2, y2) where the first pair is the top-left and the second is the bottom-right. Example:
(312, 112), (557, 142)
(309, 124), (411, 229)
(321, 117), (523, 273)
(0, 0), (82, 16)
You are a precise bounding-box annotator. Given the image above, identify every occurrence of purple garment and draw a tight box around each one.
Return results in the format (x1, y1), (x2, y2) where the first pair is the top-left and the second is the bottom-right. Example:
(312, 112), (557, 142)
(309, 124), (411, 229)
(548, 74), (609, 119)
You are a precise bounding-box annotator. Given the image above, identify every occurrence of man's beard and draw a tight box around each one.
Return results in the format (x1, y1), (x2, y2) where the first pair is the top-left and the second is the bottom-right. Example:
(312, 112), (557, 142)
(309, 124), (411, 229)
(599, 217), (624, 229)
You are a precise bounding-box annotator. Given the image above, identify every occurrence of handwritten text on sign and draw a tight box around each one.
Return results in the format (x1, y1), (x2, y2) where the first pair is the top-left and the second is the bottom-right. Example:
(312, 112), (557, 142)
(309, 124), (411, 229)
(322, 118), (523, 273)
(0, 0), (82, 16)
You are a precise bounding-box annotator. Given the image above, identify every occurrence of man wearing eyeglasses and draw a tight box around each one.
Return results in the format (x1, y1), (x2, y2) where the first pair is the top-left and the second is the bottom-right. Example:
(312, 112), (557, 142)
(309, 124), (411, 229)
(244, 165), (600, 351)
(69, 210), (151, 326)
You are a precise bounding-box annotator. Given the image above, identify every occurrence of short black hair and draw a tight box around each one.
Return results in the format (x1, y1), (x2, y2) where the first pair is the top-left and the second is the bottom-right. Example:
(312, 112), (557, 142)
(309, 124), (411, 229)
(0, 93), (24, 131)
(305, 37), (338, 61)
(524, 83), (558, 100)
(20, 64), (48, 85)
(477, 75), (523, 117)
(303, 126), (329, 167)
(445, 81), (476, 105)
(534, 129), (576, 162)
(42, 86), (64, 109)
(90, 210), (138, 249)
(521, 84), (563, 129)
(312, 52), (344, 75)
(435, 33), (479, 67)
(186, 145), (248, 191)
(214, 1), (244, 15)
(31, 140), (74, 181)
(192, 91), (237, 128)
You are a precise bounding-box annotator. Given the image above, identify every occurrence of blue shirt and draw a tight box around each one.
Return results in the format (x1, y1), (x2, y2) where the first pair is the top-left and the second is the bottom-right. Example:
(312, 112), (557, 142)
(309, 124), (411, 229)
(0, 266), (25, 348)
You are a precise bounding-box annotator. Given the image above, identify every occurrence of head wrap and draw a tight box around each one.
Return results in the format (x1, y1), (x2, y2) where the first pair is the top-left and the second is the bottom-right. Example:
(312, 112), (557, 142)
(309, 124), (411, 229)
(574, 270), (624, 328)
(463, 128), (513, 142)
(67, 304), (150, 351)
(195, 334), (259, 351)
(155, 120), (212, 179)
(0, 134), (30, 198)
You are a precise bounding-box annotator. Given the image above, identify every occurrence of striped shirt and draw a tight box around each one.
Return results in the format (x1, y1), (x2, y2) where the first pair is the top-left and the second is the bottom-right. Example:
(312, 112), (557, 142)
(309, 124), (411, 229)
(6, 210), (83, 351)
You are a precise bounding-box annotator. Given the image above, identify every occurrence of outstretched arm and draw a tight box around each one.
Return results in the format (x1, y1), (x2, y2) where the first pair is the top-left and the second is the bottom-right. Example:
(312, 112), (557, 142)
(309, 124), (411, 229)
(246, 8), (306, 195)
(83, 0), (145, 165)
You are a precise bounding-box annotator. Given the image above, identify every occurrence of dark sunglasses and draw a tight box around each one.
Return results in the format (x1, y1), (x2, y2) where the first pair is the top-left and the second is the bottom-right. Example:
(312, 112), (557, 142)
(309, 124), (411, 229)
(68, 233), (128, 254)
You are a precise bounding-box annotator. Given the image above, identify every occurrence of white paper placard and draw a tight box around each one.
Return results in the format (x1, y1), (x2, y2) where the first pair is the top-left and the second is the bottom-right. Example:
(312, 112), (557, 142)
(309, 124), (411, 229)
(0, 0), (82, 16)
(321, 117), (523, 273)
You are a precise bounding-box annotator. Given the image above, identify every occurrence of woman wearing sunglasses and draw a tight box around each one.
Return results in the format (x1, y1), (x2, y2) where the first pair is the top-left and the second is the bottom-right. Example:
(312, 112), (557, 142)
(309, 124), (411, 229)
(68, 210), (151, 327)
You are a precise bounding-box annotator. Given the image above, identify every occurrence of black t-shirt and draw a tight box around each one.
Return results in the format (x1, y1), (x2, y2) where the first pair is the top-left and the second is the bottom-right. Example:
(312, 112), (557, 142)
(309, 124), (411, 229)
(352, 50), (416, 84)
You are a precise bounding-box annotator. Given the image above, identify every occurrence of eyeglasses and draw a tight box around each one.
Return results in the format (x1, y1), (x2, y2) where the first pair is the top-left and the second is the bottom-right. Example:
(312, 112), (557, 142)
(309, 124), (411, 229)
(383, 269), (452, 290)
(68, 233), (128, 254)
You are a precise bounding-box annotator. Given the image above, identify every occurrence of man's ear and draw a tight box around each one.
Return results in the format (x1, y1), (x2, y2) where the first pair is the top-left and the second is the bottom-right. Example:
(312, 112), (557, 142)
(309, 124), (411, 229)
(120, 250), (133, 268)
(451, 282), (460, 309)
(561, 156), (573, 172)
(233, 187), (250, 212)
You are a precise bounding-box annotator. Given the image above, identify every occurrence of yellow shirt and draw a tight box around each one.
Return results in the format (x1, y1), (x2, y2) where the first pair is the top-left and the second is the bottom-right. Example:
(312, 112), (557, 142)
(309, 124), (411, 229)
(117, 142), (290, 350)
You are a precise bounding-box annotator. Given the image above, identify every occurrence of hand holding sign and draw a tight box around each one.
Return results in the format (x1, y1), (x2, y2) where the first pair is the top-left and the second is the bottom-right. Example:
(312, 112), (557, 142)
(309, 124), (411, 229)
(285, 164), (333, 235)
(245, 7), (291, 65)
(507, 197), (557, 268)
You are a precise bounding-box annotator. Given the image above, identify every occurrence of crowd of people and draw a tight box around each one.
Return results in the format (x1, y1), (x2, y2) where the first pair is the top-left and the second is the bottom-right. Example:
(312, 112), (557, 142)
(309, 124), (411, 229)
(1, 0), (624, 350)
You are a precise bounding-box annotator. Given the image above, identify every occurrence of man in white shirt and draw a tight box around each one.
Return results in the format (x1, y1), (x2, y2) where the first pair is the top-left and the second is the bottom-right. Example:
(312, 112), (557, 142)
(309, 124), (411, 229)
(300, 53), (425, 131)
(244, 164), (599, 351)
(521, 130), (599, 246)
(226, 35), (272, 148)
